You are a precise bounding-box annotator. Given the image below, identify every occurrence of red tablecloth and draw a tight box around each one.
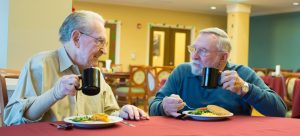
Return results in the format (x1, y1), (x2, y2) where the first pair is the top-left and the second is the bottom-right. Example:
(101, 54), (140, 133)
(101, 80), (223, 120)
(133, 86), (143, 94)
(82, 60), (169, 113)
(1, 116), (300, 136)
(292, 79), (300, 118)
(260, 76), (286, 98)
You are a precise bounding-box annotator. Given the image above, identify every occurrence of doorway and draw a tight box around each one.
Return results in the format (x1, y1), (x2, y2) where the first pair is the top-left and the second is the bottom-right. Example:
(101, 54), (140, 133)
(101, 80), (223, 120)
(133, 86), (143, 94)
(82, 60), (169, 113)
(149, 26), (191, 66)
(98, 22), (120, 67)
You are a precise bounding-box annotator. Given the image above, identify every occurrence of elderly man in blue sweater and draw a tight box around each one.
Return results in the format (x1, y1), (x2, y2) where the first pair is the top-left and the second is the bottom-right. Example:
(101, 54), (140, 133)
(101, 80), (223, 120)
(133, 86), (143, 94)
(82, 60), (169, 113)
(149, 27), (286, 117)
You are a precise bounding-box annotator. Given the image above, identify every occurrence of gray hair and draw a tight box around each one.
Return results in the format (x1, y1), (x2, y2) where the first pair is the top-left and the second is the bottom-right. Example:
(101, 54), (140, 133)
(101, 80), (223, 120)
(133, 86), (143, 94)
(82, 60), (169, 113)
(200, 27), (231, 52)
(59, 10), (105, 43)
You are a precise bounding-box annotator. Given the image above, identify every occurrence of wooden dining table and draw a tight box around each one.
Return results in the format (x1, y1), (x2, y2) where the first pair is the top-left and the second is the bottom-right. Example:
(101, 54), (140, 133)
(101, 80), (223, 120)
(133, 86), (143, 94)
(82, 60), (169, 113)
(1, 116), (300, 136)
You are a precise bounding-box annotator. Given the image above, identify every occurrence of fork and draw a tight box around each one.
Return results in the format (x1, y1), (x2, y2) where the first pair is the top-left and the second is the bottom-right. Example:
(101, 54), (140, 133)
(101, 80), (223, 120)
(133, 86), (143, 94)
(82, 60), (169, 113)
(120, 121), (136, 127)
(184, 102), (196, 110)
(50, 123), (73, 130)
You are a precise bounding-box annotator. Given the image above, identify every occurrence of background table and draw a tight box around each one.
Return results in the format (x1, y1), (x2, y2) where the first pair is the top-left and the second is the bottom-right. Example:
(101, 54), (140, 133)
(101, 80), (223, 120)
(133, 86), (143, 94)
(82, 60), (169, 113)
(260, 76), (286, 98)
(1, 116), (300, 136)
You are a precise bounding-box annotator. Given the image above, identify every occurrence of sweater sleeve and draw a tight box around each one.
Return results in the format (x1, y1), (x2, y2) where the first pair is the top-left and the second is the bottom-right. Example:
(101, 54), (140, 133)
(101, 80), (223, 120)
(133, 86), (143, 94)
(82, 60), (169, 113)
(239, 66), (287, 117)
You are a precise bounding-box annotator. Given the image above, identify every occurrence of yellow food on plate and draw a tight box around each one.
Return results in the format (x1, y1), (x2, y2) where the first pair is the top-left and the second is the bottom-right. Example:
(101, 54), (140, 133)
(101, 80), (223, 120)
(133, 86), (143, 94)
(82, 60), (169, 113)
(91, 113), (109, 122)
(207, 105), (232, 116)
(188, 105), (232, 116)
(201, 112), (218, 116)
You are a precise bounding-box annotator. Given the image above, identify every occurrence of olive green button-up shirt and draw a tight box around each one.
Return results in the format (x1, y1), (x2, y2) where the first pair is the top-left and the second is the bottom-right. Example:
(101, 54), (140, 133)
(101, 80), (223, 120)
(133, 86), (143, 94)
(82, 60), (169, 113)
(4, 47), (119, 125)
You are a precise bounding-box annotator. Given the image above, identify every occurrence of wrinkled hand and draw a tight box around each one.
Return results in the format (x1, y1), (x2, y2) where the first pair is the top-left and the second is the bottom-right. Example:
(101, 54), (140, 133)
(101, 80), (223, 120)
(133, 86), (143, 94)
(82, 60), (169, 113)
(54, 74), (80, 100)
(220, 70), (245, 94)
(162, 94), (185, 117)
(119, 105), (149, 120)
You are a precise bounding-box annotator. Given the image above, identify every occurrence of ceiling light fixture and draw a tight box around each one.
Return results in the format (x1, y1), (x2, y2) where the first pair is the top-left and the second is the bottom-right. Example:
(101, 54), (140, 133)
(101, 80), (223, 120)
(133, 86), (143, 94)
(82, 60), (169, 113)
(292, 2), (299, 6)
(210, 6), (216, 10)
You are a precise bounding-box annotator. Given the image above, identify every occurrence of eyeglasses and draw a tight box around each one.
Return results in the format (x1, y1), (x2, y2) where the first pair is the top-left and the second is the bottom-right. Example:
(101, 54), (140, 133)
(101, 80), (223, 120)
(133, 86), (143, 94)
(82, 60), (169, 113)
(187, 45), (223, 57)
(79, 31), (107, 48)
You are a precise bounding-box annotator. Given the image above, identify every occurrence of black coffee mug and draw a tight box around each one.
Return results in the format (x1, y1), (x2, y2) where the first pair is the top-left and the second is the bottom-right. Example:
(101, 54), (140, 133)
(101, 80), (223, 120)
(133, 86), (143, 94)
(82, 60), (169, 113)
(76, 67), (101, 96)
(201, 67), (221, 88)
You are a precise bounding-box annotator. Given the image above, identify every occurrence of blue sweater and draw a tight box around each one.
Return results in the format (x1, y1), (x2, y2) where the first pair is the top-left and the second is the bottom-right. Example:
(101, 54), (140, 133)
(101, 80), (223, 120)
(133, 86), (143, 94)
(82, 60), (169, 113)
(149, 63), (287, 117)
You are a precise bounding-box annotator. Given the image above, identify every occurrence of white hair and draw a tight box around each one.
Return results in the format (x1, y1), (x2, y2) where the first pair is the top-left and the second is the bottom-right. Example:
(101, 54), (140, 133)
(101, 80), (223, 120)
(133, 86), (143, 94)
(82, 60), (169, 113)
(200, 27), (231, 52)
(59, 10), (105, 43)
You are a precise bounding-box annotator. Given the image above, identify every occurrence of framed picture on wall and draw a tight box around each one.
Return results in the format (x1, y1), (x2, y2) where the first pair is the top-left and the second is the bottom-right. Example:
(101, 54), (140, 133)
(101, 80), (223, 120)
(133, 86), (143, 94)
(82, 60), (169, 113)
(153, 34), (161, 56)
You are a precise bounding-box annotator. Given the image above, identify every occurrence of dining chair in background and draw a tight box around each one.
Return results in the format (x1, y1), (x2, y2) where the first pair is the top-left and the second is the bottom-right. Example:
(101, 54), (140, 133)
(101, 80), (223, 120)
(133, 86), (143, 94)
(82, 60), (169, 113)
(152, 66), (175, 84)
(145, 67), (159, 108)
(267, 68), (293, 76)
(283, 73), (300, 117)
(115, 65), (147, 110)
(285, 77), (297, 117)
(252, 68), (268, 77)
(0, 68), (20, 127)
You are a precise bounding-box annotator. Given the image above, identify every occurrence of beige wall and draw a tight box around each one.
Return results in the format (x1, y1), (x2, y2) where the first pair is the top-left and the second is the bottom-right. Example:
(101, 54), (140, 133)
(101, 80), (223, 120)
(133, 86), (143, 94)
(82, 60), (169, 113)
(5, 0), (71, 69)
(74, 2), (227, 71)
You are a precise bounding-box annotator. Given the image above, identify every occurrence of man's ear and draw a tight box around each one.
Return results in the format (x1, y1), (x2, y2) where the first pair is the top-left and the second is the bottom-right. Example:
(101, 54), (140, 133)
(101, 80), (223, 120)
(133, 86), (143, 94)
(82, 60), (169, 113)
(71, 30), (81, 48)
(217, 52), (229, 70)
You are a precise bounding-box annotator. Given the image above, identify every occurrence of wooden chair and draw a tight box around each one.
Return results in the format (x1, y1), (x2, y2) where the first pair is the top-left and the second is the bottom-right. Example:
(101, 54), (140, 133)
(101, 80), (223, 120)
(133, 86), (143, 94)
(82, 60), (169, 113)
(283, 73), (300, 117)
(152, 66), (175, 84)
(0, 68), (20, 126)
(145, 67), (159, 108)
(252, 68), (268, 76)
(282, 72), (300, 78)
(267, 68), (293, 76)
(111, 64), (123, 72)
(115, 65), (147, 110)
(281, 69), (293, 73)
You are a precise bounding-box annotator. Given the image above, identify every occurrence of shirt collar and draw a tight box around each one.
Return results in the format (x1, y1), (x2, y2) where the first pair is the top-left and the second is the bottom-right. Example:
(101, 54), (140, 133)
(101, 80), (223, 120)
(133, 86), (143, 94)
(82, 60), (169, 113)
(58, 47), (74, 72)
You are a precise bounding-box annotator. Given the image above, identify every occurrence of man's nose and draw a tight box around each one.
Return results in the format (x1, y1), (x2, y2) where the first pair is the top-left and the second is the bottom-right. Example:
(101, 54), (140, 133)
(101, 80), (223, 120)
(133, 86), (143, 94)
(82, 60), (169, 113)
(192, 52), (200, 59)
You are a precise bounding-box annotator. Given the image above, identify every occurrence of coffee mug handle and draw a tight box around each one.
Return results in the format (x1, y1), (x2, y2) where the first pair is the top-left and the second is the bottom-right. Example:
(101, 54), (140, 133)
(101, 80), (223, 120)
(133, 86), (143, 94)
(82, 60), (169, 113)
(217, 72), (223, 87)
(75, 75), (82, 90)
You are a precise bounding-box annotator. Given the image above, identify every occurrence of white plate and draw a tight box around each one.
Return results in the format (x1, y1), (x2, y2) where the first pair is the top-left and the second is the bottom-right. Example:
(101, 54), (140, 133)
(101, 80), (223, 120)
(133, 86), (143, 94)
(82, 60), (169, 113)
(182, 110), (234, 121)
(64, 115), (123, 128)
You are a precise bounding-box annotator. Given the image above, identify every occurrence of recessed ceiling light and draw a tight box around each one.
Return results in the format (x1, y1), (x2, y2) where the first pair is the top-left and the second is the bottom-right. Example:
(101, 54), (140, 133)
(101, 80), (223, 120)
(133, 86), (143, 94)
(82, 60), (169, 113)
(292, 2), (299, 6)
(210, 6), (216, 10)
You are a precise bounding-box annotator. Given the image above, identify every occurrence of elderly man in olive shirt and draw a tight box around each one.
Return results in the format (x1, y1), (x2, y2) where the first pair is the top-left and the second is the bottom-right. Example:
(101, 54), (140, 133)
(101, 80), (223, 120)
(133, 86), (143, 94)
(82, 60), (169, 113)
(4, 10), (148, 126)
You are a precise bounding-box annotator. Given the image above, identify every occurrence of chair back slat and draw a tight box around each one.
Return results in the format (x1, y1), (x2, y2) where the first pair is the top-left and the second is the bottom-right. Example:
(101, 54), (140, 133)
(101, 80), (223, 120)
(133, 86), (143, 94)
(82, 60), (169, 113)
(146, 67), (158, 97)
(252, 68), (268, 76)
